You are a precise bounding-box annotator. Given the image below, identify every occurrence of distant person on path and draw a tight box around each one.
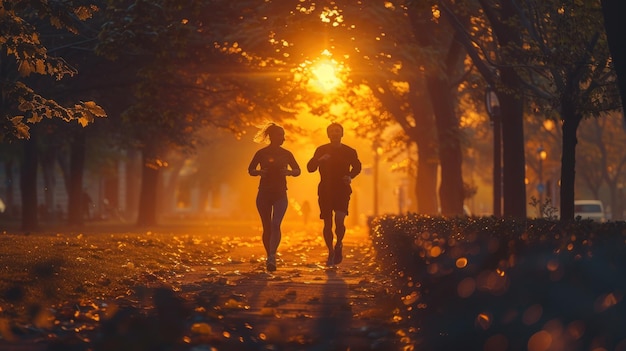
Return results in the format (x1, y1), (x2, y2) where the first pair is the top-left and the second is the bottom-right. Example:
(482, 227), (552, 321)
(248, 123), (301, 272)
(301, 200), (311, 225)
(307, 122), (361, 267)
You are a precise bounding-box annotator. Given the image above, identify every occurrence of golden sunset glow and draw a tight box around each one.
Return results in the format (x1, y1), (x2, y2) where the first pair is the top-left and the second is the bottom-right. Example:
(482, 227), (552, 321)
(8, 3), (625, 351)
(311, 62), (339, 90)
(308, 56), (344, 93)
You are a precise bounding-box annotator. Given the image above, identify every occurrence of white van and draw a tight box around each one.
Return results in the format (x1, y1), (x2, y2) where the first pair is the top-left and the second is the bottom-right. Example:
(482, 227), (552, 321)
(574, 200), (606, 222)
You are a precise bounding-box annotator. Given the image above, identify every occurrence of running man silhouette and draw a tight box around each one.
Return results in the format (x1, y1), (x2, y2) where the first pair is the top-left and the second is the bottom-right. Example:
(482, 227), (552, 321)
(307, 122), (361, 267)
(248, 123), (301, 272)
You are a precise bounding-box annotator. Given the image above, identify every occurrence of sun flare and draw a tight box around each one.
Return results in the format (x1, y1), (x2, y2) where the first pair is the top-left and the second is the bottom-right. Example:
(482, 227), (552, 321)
(307, 51), (344, 93)
(310, 61), (341, 92)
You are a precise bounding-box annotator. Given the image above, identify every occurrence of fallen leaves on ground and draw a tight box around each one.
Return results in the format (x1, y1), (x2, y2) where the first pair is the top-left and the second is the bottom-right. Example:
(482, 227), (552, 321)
(0, 220), (411, 350)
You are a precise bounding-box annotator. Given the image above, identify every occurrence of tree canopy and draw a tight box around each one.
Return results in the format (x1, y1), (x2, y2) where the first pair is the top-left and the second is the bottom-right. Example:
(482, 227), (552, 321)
(0, 0), (106, 141)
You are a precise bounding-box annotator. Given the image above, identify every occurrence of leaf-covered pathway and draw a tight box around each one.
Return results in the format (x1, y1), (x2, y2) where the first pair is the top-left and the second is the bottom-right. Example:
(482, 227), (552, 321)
(0, 220), (410, 351)
(176, 222), (404, 350)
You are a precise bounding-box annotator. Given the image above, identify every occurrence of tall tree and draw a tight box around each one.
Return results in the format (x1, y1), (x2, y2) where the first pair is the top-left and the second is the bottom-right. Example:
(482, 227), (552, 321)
(438, 0), (528, 218)
(441, 0), (620, 220)
(600, 0), (626, 113)
(406, 2), (465, 216)
(96, 0), (294, 226)
(512, 0), (619, 221)
(481, 0), (528, 219)
(577, 113), (626, 220)
(1, 0), (106, 230)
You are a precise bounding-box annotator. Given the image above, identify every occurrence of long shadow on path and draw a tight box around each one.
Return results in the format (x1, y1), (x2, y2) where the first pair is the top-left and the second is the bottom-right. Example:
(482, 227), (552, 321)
(312, 269), (351, 351)
(174, 225), (405, 350)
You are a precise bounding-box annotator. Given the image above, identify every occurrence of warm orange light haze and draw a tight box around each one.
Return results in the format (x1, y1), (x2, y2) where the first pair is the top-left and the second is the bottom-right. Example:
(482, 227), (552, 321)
(307, 50), (345, 93)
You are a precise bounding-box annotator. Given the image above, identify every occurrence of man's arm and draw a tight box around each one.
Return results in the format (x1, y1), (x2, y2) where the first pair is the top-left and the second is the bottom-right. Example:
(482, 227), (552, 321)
(307, 148), (321, 173)
(349, 149), (362, 178)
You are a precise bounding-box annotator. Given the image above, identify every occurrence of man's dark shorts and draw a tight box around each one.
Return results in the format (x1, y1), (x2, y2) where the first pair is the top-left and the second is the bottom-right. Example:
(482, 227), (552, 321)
(318, 185), (350, 219)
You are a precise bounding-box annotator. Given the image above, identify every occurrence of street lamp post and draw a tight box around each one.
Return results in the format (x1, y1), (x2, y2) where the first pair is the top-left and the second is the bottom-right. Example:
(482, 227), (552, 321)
(485, 86), (502, 217)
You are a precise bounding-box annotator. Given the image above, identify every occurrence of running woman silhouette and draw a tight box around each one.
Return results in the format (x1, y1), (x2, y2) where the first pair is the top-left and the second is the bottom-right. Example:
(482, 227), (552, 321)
(248, 123), (301, 272)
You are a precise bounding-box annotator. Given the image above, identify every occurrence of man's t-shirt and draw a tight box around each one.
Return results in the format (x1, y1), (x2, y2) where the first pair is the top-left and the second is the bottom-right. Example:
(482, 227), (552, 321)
(307, 143), (361, 195)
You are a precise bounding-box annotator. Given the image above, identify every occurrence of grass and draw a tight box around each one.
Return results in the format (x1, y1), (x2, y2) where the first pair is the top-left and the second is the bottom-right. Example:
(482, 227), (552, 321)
(0, 219), (256, 323)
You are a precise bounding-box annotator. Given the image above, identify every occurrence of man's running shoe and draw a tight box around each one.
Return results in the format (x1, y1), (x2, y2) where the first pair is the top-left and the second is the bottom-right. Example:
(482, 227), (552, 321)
(334, 243), (343, 264)
(326, 251), (335, 267)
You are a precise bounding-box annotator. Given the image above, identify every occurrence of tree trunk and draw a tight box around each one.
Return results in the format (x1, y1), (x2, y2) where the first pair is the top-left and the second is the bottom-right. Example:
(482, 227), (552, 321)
(491, 1), (528, 219)
(67, 129), (86, 227)
(416, 151), (439, 215)
(56, 148), (71, 198)
(20, 133), (38, 231)
(498, 72), (527, 219)
(405, 5), (463, 216)
(124, 149), (142, 221)
(40, 144), (57, 220)
(136, 149), (160, 227)
(426, 75), (464, 216)
(408, 81), (439, 215)
(159, 157), (184, 216)
(560, 109), (582, 222)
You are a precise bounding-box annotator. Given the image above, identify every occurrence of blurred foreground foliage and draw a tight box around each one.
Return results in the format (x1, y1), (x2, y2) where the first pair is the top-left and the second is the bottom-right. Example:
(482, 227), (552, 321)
(370, 214), (626, 351)
(0, 227), (233, 349)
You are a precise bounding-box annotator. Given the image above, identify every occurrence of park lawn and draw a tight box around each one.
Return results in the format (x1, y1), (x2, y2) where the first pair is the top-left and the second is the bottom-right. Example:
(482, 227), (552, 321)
(0, 223), (236, 333)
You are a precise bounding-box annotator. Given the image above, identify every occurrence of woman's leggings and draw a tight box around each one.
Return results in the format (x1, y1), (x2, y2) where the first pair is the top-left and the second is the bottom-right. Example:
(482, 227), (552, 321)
(256, 191), (288, 259)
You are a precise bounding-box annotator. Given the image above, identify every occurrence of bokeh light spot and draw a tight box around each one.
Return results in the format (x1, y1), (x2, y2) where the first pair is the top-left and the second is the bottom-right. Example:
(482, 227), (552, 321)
(477, 270), (509, 295)
(427, 263), (439, 275)
(429, 246), (442, 257)
(546, 259), (559, 272)
(402, 291), (419, 305)
(522, 304), (543, 325)
(457, 277), (476, 298)
(566, 320), (585, 340)
(594, 292), (620, 312)
(528, 330), (552, 351)
(456, 257), (468, 268)
(475, 312), (492, 330)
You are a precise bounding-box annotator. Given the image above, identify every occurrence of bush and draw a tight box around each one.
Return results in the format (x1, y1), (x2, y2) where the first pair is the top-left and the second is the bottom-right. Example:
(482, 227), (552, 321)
(370, 214), (626, 351)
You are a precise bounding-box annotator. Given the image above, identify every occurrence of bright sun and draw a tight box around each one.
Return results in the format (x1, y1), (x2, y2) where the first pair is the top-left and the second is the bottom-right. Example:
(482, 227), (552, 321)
(308, 50), (343, 93)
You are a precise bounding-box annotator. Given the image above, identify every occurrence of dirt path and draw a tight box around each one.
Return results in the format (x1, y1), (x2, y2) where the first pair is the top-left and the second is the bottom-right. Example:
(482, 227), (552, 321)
(174, 222), (407, 350)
